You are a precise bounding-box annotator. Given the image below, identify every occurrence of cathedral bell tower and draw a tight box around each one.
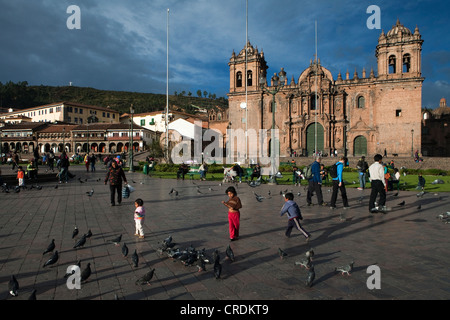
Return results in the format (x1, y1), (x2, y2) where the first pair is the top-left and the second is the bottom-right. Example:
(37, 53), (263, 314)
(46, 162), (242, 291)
(228, 41), (268, 93)
(376, 19), (423, 79)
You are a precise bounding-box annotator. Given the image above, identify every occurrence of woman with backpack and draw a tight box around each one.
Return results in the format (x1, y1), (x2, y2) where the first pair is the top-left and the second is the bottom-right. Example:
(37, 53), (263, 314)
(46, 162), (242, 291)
(329, 156), (350, 209)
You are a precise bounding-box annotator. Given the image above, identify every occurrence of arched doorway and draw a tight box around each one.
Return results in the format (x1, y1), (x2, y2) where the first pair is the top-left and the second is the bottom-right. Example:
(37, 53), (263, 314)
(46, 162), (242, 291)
(354, 136), (367, 156)
(306, 123), (324, 156)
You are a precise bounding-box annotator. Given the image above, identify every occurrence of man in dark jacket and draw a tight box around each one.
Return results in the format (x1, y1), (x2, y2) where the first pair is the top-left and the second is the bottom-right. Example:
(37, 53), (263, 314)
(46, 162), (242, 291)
(306, 156), (327, 206)
(105, 160), (128, 206)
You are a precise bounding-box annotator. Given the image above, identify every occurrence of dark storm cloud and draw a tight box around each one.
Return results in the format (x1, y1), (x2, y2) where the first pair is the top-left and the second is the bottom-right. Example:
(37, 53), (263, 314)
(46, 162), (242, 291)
(0, 0), (448, 105)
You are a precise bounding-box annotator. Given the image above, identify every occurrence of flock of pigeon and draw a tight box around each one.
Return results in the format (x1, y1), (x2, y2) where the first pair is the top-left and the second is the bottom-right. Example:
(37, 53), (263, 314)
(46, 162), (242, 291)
(6, 226), (158, 299)
(156, 235), (236, 280)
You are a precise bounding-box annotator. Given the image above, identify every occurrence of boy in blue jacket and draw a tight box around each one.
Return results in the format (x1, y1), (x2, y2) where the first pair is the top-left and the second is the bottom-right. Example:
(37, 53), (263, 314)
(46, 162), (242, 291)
(280, 193), (311, 241)
(306, 156), (327, 206)
(330, 156), (350, 209)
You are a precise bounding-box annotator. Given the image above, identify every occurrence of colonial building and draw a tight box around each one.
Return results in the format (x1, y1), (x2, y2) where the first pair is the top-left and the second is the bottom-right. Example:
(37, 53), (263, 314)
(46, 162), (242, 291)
(422, 98), (450, 157)
(227, 20), (424, 161)
(0, 101), (120, 125)
(1, 122), (157, 155)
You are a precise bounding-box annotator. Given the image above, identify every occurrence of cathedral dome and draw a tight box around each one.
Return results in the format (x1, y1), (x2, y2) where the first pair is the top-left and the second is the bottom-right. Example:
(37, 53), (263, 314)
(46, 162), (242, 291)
(386, 19), (412, 37)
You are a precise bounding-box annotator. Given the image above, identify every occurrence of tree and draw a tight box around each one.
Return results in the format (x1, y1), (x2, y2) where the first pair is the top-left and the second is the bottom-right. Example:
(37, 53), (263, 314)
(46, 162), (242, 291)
(197, 90), (202, 98)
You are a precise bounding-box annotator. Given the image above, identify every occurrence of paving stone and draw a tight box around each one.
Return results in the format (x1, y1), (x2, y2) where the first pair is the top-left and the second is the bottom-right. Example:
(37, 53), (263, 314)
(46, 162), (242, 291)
(1, 164), (449, 301)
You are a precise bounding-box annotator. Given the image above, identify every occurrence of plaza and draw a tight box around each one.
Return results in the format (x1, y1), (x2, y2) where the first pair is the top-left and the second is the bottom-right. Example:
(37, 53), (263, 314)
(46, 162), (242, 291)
(1, 164), (449, 301)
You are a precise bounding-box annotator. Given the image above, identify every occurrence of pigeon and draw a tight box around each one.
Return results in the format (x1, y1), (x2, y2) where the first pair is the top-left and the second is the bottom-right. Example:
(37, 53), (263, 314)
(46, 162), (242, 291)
(295, 256), (312, 269)
(43, 239), (55, 255)
(392, 192), (399, 197)
(14, 186), (20, 193)
(305, 265), (315, 288)
(213, 249), (220, 263)
(163, 235), (173, 245)
(132, 249), (139, 267)
(110, 234), (122, 246)
(226, 244), (235, 262)
(122, 243), (129, 257)
(417, 204), (422, 211)
(64, 260), (81, 278)
(416, 191), (425, 198)
(197, 257), (206, 272)
(398, 201), (405, 206)
(213, 258), (222, 279)
(78, 178), (84, 183)
(8, 275), (19, 297)
(80, 263), (91, 282)
(86, 189), (94, 197)
(43, 250), (59, 267)
(85, 229), (93, 238)
(72, 226), (79, 239)
(135, 269), (155, 285)
(169, 188), (174, 195)
(335, 261), (354, 276)
(437, 212), (450, 220)
(73, 234), (87, 249)
(278, 248), (288, 260)
(305, 248), (315, 261)
(28, 289), (37, 300)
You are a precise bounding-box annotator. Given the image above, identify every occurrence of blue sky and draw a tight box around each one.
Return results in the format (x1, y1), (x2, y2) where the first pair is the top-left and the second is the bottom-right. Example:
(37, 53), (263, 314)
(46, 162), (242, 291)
(0, 0), (448, 109)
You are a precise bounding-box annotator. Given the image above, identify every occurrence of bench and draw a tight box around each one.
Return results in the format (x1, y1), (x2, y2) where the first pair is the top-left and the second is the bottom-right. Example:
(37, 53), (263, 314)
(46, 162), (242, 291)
(187, 166), (201, 179)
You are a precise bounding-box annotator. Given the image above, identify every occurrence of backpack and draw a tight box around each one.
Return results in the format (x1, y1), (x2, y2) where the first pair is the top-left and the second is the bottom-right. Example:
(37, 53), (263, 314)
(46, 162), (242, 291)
(329, 163), (338, 179)
(304, 165), (313, 180)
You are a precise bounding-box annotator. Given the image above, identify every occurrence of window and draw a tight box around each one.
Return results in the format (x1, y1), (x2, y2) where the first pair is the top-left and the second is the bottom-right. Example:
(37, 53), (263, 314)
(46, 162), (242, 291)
(140, 119), (145, 126)
(247, 70), (253, 87)
(389, 55), (396, 74)
(79, 108), (83, 114)
(310, 93), (318, 111)
(358, 96), (365, 109)
(74, 108), (78, 113)
(403, 54), (411, 73)
(395, 109), (402, 117)
(236, 72), (243, 87)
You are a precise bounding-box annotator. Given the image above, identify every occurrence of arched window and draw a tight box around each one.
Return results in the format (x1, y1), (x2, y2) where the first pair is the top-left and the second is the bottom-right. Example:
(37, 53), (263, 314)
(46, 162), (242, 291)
(236, 72), (243, 87)
(389, 55), (396, 74)
(358, 96), (365, 109)
(247, 70), (253, 87)
(403, 54), (411, 73)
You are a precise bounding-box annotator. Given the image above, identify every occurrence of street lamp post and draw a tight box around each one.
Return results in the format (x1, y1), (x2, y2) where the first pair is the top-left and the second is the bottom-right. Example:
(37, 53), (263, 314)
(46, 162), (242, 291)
(129, 105), (135, 172)
(259, 69), (286, 185)
(411, 129), (414, 158)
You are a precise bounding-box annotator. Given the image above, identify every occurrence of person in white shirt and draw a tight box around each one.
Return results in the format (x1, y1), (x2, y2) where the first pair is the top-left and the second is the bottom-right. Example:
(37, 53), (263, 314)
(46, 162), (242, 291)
(368, 154), (386, 213)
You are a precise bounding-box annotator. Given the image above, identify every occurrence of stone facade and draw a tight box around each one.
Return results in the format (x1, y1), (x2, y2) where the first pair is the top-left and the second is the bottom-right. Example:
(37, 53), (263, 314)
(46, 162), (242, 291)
(227, 20), (424, 161)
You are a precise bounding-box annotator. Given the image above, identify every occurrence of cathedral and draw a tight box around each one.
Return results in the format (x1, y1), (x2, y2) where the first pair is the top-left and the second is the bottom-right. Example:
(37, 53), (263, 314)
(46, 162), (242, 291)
(227, 20), (424, 161)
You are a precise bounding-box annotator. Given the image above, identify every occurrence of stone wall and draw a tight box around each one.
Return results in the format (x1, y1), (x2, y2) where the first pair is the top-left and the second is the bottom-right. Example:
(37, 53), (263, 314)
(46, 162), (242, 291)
(280, 156), (450, 171)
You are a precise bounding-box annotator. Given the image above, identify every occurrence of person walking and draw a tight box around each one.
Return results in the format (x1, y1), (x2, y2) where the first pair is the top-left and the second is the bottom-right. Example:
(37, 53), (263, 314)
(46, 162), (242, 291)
(221, 186), (242, 241)
(369, 154), (387, 213)
(134, 198), (146, 239)
(280, 192), (311, 241)
(330, 156), (350, 209)
(356, 156), (369, 190)
(59, 152), (70, 184)
(90, 153), (96, 172)
(17, 166), (25, 189)
(104, 160), (128, 206)
(306, 156), (327, 206)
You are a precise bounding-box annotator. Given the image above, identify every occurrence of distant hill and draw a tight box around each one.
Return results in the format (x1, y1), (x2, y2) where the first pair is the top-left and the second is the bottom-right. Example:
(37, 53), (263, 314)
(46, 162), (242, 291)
(0, 81), (228, 115)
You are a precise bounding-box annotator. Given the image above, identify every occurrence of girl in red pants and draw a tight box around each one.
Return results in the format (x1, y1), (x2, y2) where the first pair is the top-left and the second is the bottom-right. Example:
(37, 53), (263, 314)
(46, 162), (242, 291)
(222, 186), (242, 241)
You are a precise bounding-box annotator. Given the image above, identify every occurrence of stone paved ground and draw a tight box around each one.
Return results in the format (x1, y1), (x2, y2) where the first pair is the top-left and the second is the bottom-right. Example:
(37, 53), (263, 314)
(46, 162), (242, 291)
(1, 164), (449, 302)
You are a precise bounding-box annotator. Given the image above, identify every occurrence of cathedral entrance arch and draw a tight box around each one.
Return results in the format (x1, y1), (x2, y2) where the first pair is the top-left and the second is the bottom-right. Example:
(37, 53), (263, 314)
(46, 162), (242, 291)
(353, 136), (367, 156)
(306, 123), (324, 156)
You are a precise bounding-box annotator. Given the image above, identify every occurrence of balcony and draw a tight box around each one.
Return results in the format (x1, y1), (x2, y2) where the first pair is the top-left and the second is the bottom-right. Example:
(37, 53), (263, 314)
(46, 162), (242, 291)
(107, 136), (142, 141)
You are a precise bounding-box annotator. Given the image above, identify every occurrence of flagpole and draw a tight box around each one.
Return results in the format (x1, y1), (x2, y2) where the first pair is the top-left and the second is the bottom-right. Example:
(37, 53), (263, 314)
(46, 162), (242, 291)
(245, 0), (248, 165)
(166, 8), (170, 162)
(314, 20), (318, 157)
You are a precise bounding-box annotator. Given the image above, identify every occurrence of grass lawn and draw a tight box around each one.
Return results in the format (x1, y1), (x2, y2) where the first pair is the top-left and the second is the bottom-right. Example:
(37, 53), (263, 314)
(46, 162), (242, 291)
(142, 171), (450, 193)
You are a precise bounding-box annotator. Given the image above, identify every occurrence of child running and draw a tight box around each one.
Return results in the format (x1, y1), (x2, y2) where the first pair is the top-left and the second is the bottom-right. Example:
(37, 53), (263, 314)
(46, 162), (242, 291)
(280, 192), (311, 241)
